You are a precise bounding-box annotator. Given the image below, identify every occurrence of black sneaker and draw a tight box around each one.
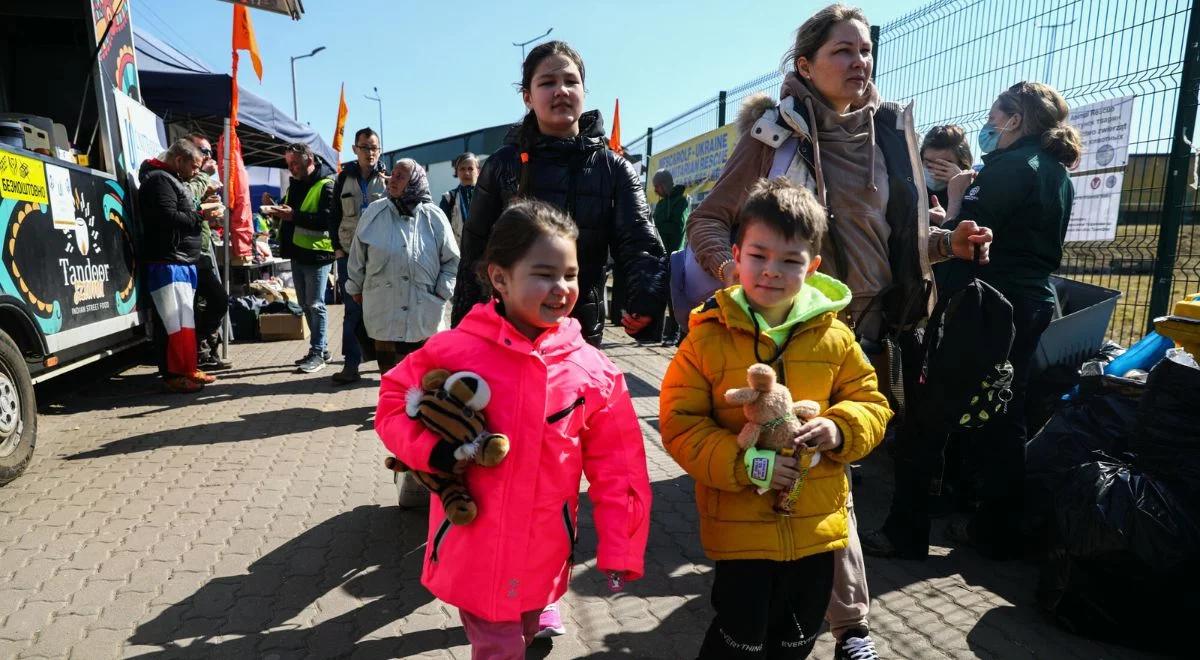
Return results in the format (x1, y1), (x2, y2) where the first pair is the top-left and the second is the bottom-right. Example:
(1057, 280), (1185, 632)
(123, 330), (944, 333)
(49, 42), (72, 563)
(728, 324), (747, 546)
(330, 365), (361, 385)
(835, 627), (879, 660)
(297, 351), (327, 374)
(294, 349), (330, 365)
(198, 353), (233, 370)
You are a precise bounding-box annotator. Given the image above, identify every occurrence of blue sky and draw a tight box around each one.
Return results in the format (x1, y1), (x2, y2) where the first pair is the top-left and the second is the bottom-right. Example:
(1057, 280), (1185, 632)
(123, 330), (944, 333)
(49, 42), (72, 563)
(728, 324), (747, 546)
(130, 0), (922, 159)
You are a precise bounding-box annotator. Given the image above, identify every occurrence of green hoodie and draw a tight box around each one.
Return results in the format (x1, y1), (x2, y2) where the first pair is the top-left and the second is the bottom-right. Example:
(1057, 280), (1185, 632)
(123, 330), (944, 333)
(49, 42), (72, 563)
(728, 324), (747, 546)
(729, 271), (852, 346)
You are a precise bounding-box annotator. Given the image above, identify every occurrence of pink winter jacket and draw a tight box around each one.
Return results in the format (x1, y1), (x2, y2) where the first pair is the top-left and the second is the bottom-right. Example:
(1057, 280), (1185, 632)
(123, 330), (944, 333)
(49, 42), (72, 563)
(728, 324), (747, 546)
(376, 301), (653, 622)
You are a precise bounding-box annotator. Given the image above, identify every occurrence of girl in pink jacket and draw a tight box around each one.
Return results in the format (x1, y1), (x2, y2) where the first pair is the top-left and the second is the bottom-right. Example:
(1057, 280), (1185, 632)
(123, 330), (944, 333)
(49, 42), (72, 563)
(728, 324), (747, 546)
(376, 199), (653, 658)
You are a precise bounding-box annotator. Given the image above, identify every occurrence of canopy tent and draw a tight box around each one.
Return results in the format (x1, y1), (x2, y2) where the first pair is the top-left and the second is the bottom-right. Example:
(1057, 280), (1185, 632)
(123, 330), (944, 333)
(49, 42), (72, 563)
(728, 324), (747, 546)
(134, 26), (337, 169)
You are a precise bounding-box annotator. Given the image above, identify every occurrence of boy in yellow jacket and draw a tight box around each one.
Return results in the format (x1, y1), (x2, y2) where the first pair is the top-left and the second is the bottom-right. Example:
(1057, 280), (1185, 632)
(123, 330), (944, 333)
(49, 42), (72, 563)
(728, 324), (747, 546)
(661, 177), (892, 659)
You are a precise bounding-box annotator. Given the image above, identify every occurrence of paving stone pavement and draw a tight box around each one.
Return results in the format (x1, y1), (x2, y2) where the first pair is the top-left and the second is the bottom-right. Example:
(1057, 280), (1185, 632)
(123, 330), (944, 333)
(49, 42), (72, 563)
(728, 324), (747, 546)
(0, 307), (1160, 659)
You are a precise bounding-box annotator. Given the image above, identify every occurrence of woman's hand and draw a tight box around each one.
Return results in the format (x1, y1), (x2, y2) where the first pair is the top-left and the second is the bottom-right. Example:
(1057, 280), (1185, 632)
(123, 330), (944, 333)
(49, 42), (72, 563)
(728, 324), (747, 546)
(621, 312), (652, 335)
(928, 158), (965, 184)
(794, 417), (843, 452)
(352, 294), (363, 304)
(950, 220), (993, 263)
(929, 195), (946, 226)
(770, 453), (800, 491)
(946, 170), (978, 218)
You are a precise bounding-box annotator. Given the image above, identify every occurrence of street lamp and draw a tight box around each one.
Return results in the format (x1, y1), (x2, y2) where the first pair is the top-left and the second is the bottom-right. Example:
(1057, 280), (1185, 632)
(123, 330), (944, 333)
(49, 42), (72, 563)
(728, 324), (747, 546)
(365, 86), (383, 149)
(513, 28), (553, 62)
(290, 46), (326, 120)
(1037, 19), (1075, 84)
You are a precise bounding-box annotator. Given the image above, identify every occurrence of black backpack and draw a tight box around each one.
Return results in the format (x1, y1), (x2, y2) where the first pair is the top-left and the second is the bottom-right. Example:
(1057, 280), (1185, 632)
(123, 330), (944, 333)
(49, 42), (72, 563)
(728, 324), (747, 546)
(913, 251), (1015, 432)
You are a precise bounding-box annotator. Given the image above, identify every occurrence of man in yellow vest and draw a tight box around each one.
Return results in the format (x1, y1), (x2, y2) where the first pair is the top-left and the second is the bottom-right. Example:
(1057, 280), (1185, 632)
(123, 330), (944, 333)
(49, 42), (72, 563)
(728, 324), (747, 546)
(269, 143), (338, 373)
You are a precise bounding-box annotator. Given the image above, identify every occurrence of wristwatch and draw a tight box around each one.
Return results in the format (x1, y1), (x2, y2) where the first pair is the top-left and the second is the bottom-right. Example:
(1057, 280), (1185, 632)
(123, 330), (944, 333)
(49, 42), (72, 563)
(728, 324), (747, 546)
(941, 231), (953, 259)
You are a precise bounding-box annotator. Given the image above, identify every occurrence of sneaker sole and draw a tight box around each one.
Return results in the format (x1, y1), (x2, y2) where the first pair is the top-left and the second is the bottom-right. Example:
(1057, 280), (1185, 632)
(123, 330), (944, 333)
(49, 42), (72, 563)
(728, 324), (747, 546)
(533, 626), (566, 639)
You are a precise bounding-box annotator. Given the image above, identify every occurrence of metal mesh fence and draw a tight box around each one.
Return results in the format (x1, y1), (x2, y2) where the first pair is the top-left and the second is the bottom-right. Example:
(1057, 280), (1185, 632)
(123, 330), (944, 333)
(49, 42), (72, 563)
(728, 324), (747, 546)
(630, 0), (1199, 345)
(875, 0), (1198, 344)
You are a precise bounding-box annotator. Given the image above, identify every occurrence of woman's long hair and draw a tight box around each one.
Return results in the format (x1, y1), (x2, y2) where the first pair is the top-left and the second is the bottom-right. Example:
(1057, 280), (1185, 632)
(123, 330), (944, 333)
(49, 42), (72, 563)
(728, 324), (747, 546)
(996, 81), (1082, 167)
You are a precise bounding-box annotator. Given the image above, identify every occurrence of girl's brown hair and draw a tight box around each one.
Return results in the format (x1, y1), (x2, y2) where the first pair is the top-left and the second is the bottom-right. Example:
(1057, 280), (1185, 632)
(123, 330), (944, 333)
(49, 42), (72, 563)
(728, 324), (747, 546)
(995, 81), (1082, 167)
(920, 125), (973, 171)
(782, 4), (870, 72)
(476, 199), (580, 298)
(516, 41), (587, 196)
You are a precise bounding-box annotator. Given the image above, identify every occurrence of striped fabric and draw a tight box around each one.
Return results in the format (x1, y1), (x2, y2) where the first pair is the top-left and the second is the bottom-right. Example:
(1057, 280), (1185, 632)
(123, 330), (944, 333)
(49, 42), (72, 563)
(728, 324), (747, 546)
(147, 263), (198, 377)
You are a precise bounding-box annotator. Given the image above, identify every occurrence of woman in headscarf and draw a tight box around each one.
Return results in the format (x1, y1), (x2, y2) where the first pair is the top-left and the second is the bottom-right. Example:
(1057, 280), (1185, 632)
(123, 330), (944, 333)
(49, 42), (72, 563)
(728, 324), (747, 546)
(346, 159), (459, 374)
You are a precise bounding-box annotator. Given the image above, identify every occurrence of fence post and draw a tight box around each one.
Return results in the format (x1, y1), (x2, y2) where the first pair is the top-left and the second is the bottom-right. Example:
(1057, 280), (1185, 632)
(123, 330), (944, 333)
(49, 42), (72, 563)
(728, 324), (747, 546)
(645, 127), (654, 187)
(870, 24), (881, 81)
(1148, 0), (1200, 328)
(718, 91), (728, 127)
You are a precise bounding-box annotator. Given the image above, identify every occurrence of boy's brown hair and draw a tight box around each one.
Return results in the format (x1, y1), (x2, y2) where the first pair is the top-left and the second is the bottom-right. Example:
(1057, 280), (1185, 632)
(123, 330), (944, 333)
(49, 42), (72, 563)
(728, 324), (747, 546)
(734, 176), (828, 254)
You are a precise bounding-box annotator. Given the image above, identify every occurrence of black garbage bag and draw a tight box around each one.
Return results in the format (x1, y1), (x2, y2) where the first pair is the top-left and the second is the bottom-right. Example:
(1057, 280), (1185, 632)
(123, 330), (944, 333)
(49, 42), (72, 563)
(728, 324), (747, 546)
(1027, 340), (1127, 434)
(1038, 550), (1196, 654)
(1025, 393), (1137, 538)
(1040, 459), (1200, 652)
(1133, 352), (1200, 498)
(1054, 460), (1200, 568)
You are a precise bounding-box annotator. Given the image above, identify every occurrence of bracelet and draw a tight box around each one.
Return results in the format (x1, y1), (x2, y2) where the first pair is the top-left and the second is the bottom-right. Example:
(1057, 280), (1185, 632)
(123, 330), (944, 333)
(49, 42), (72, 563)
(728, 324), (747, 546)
(717, 259), (735, 282)
(941, 231), (953, 259)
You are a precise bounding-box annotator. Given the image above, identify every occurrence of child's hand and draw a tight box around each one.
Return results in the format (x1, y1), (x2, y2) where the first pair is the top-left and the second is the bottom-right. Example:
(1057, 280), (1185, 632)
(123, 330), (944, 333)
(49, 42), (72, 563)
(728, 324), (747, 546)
(794, 417), (843, 452)
(770, 453), (800, 491)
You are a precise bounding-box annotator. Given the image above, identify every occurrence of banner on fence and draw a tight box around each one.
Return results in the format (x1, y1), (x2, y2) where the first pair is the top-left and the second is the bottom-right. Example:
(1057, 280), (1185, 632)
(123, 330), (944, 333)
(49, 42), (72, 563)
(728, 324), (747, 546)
(647, 123), (739, 205)
(1065, 95), (1134, 243)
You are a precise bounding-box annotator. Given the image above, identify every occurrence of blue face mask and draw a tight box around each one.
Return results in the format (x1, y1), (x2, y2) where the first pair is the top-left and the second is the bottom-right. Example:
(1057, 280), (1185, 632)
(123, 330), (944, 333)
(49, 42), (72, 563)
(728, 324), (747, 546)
(978, 117), (1013, 154)
(923, 166), (948, 192)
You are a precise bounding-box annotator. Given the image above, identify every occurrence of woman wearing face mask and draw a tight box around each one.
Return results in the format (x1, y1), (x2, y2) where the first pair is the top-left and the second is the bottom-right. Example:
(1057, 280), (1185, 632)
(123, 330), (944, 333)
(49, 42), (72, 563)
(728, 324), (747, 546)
(867, 82), (1080, 562)
(683, 5), (993, 658)
(920, 125), (973, 214)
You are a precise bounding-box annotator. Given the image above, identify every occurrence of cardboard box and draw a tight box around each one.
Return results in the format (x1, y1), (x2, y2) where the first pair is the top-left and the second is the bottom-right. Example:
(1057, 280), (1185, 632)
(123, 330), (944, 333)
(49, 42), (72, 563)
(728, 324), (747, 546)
(258, 313), (307, 341)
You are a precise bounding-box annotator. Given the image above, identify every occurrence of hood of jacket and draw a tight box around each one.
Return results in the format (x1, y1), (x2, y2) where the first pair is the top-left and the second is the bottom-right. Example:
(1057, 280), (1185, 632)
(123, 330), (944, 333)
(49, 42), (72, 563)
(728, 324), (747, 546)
(691, 272), (851, 340)
(457, 299), (586, 358)
(503, 109), (608, 156)
(138, 158), (176, 184)
(342, 159), (387, 182)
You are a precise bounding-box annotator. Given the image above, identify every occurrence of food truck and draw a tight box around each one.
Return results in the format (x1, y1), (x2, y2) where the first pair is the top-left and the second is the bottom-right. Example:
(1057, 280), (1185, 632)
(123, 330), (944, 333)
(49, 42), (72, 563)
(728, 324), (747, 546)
(0, 0), (308, 484)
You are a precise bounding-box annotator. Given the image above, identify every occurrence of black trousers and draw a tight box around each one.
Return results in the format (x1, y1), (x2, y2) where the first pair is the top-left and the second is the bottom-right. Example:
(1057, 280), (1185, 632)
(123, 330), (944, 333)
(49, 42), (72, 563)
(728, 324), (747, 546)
(194, 264), (228, 346)
(883, 296), (1054, 558)
(698, 553), (834, 659)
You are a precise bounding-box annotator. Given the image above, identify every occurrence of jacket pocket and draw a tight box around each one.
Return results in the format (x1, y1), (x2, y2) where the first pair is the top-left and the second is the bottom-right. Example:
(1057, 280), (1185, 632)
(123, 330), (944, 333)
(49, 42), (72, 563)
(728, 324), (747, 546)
(430, 519), (452, 563)
(562, 502), (577, 564)
(340, 193), (359, 219)
(547, 396), (586, 424)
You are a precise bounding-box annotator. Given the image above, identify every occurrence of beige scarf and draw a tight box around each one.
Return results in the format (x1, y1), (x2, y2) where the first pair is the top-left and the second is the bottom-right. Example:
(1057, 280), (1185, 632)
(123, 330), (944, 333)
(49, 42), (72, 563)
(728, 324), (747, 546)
(778, 73), (892, 334)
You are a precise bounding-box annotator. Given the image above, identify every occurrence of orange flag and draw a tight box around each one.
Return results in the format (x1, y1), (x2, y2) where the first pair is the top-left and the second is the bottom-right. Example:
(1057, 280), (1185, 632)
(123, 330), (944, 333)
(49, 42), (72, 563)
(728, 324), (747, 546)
(232, 5), (263, 81)
(332, 83), (349, 172)
(608, 99), (623, 155)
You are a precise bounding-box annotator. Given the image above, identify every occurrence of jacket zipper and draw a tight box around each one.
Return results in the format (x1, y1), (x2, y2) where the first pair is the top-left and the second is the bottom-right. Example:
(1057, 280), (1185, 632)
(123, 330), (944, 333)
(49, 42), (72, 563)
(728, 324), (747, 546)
(431, 519), (452, 563)
(562, 502), (577, 564)
(547, 396), (585, 424)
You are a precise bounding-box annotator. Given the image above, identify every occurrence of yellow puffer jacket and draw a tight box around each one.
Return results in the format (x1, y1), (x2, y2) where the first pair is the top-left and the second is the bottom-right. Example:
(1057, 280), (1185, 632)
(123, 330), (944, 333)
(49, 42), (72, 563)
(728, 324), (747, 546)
(660, 283), (892, 561)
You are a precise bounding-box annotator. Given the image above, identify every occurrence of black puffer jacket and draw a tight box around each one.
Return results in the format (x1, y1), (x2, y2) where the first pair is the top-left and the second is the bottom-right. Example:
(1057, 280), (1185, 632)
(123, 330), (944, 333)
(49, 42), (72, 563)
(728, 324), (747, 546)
(138, 159), (203, 264)
(451, 110), (666, 345)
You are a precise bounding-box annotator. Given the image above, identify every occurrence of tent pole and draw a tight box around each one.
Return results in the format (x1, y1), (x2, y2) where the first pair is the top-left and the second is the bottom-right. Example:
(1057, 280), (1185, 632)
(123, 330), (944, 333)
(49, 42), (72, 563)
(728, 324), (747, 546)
(221, 117), (233, 360)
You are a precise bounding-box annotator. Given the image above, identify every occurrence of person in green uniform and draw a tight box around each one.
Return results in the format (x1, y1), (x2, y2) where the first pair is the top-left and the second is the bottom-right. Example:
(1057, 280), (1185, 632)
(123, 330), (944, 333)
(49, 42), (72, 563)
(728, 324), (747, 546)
(868, 81), (1080, 561)
(652, 169), (689, 345)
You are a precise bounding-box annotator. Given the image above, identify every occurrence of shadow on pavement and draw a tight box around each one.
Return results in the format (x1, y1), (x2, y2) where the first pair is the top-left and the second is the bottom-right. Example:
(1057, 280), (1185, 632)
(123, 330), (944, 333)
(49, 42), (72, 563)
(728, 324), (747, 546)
(63, 405), (375, 460)
(127, 504), (464, 659)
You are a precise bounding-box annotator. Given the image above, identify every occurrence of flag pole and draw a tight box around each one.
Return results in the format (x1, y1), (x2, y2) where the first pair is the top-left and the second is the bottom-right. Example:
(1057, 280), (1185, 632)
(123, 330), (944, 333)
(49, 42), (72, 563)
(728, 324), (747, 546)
(221, 116), (232, 360)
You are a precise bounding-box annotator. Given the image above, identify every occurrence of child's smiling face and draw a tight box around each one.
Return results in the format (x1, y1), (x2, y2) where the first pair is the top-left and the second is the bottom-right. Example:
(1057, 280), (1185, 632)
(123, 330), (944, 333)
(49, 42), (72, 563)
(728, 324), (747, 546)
(733, 220), (821, 320)
(488, 234), (580, 340)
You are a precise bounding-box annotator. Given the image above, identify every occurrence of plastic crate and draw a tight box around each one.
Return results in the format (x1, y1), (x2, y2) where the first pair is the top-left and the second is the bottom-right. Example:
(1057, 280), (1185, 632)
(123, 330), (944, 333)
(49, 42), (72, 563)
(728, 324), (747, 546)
(1031, 276), (1122, 375)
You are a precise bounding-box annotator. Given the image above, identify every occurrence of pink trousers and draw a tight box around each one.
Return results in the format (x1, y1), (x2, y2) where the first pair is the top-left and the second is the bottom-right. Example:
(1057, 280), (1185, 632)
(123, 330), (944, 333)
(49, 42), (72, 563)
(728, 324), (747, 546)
(460, 609), (542, 660)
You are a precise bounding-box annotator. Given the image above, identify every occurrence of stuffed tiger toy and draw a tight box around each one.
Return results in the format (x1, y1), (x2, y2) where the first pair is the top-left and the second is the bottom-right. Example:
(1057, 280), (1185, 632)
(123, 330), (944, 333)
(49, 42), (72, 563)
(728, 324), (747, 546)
(383, 369), (510, 525)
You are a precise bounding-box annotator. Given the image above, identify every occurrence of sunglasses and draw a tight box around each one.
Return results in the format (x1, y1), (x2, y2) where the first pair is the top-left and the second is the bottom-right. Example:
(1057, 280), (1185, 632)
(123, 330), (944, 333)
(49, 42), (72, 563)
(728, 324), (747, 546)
(355, 145), (381, 152)
(199, 148), (212, 157)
